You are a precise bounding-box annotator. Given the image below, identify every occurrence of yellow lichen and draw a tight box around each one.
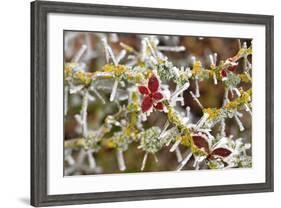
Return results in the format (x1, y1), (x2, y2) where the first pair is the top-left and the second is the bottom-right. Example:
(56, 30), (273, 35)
(178, 135), (191, 147)
(192, 61), (202, 75)
(239, 73), (252, 83)
(127, 72), (144, 84)
(64, 65), (73, 77)
(74, 70), (93, 85)
(224, 89), (251, 110)
(102, 64), (127, 77)
(237, 47), (252, 57)
(203, 108), (221, 120)
(104, 138), (116, 148)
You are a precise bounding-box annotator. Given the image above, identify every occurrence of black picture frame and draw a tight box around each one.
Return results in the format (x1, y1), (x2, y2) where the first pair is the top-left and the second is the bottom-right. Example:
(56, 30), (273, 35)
(31, 0), (274, 207)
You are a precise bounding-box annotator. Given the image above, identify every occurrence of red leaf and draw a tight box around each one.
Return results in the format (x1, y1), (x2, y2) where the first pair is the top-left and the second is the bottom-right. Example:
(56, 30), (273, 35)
(138, 86), (150, 95)
(221, 69), (227, 78)
(192, 135), (209, 153)
(228, 63), (238, 72)
(154, 102), (164, 111)
(148, 75), (159, 93)
(141, 96), (153, 112)
(211, 148), (232, 157)
(152, 92), (163, 100)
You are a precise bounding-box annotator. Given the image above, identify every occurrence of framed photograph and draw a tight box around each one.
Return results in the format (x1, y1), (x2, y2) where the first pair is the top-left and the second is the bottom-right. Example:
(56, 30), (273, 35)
(31, 0), (274, 207)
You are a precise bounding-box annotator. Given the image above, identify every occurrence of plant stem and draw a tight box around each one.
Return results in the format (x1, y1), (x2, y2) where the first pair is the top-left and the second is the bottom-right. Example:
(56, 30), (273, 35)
(81, 90), (89, 138)
(141, 152), (148, 171)
(117, 149), (126, 171)
(176, 149), (192, 171)
(175, 147), (183, 162)
(64, 85), (69, 116)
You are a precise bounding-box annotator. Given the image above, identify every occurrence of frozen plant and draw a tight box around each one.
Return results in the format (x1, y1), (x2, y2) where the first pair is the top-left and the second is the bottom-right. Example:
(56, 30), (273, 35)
(64, 33), (252, 174)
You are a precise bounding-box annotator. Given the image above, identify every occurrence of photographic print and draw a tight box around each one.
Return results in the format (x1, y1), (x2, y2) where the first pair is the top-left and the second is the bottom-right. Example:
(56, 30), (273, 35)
(31, 2), (273, 206)
(64, 31), (252, 175)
